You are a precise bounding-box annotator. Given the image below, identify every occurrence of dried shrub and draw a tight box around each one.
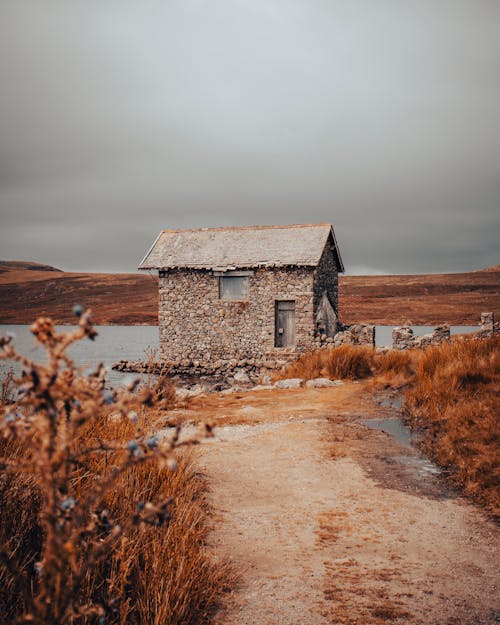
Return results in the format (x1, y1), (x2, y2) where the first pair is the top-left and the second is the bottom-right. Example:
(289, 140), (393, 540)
(277, 345), (376, 381)
(404, 336), (500, 514)
(371, 350), (420, 388)
(0, 312), (224, 625)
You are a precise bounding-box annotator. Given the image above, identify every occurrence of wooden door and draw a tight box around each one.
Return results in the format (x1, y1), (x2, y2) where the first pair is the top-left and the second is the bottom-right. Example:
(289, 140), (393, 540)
(275, 301), (296, 347)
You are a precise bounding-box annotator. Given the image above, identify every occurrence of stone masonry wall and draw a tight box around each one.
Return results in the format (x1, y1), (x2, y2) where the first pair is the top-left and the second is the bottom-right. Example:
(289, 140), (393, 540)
(313, 239), (339, 320)
(158, 266), (316, 372)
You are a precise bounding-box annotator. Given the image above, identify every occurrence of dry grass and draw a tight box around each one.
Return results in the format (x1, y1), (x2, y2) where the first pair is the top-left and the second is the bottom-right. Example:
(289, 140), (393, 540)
(276, 345), (376, 381)
(0, 313), (227, 625)
(276, 344), (418, 386)
(404, 336), (500, 514)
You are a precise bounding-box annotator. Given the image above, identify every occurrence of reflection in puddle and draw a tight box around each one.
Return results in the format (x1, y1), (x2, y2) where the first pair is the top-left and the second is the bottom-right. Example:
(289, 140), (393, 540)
(377, 396), (403, 410)
(361, 417), (442, 481)
(361, 417), (412, 447)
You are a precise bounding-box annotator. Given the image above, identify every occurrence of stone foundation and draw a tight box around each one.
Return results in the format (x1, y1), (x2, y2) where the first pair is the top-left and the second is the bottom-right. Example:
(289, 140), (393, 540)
(112, 350), (298, 380)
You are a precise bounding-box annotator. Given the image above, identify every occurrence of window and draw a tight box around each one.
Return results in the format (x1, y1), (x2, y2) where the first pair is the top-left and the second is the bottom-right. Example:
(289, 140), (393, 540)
(219, 276), (249, 300)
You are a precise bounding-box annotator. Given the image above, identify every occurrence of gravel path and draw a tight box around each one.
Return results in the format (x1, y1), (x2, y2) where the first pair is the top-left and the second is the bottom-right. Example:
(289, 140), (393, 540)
(189, 385), (499, 625)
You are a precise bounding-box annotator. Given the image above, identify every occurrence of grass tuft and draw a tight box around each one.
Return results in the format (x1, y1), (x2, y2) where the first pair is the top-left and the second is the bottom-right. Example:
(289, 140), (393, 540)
(404, 336), (499, 514)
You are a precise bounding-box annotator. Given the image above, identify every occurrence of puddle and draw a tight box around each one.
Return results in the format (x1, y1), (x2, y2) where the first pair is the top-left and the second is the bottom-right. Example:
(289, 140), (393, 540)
(386, 455), (442, 478)
(361, 417), (413, 447)
(360, 417), (444, 490)
(377, 395), (403, 410)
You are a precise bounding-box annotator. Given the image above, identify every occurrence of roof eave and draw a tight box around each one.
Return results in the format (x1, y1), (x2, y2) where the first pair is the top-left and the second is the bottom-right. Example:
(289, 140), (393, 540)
(137, 231), (162, 271)
(329, 225), (345, 273)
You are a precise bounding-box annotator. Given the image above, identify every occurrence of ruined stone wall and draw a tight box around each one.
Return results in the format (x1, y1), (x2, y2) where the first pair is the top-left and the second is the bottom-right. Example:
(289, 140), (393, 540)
(158, 266), (316, 371)
(313, 239), (339, 319)
(392, 325), (450, 350)
(480, 312), (497, 337)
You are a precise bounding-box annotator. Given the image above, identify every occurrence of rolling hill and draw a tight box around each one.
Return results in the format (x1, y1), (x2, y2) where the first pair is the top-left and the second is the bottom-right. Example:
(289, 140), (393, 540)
(0, 260), (498, 326)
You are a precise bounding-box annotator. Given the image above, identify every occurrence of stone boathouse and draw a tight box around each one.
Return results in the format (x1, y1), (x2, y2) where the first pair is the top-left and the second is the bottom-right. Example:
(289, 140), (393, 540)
(138, 223), (344, 373)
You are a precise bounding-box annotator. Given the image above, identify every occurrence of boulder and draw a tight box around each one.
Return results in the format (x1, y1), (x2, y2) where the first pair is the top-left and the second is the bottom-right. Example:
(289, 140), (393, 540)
(305, 378), (337, 388)
(274, 378), (304, 389)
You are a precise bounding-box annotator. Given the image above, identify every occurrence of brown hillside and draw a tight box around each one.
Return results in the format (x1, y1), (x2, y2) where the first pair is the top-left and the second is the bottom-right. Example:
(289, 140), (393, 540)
(0, 263), (498, 325)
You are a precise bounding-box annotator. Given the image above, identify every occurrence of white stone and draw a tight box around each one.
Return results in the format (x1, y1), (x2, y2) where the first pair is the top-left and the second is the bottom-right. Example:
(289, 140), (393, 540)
(274, 378), (304, 389)
(185, 384), (208, 398)
(233, 369), (251, 384)
(175, 388), (190, 400)
(305, 378), (337, 388)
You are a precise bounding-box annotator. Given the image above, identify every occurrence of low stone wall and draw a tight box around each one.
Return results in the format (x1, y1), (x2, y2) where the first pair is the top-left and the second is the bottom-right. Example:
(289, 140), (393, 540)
(112, 350), (298, 380)
(392, 324), (450, 350)
(480, 312), (497, 337)
(314, 323), (375, 348)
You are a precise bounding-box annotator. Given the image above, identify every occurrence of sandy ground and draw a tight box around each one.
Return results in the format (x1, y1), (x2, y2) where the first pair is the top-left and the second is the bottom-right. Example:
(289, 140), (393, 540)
(180, 384), (499, 625)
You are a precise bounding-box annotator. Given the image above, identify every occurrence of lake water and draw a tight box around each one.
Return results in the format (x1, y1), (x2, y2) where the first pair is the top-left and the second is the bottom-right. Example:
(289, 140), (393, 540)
(0, 324), (158, 387)
(0, 324), (479, 387)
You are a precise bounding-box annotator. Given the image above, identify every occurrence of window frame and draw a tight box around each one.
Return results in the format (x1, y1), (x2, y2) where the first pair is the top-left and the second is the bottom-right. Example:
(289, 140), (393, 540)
(215, 270), (253, 301)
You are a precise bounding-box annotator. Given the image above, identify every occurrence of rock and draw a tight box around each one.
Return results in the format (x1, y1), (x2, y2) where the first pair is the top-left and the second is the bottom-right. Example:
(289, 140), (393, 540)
(185, 384), (207, 398)
(174, 388), (190, 401)
(274, 378), (304, 389)
(305, 378), (337, 388)
(233, 369), (251, 384)
(252, 385), (275, 391)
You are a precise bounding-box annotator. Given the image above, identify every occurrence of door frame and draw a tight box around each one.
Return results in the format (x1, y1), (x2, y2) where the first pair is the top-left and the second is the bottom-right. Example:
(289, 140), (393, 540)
(275, 300), (296, 348)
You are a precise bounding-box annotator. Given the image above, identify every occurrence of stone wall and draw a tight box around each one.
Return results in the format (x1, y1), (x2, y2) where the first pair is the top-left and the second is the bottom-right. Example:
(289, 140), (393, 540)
(158, 266), (317, 373)
(326, 324), (375, 347)
(392, 324), (450, 350)
(480, 312), (497, 337)
(313, 240), (339, 326)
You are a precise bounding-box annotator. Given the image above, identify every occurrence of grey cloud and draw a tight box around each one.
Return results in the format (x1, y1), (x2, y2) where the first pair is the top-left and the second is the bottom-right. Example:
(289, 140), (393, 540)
(0, 0), (499, 273)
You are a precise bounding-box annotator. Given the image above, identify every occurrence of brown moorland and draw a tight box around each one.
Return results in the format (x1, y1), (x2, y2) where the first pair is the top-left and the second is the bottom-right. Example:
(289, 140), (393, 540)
(0, 260), (498, 325)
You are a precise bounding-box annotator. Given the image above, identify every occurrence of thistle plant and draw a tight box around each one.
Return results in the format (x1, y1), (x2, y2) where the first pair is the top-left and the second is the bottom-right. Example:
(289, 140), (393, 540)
(0, 311), (214, 625)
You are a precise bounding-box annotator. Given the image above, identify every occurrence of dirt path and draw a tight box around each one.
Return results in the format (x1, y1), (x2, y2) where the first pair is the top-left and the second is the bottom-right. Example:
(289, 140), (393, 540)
(183, 384), (499, 625)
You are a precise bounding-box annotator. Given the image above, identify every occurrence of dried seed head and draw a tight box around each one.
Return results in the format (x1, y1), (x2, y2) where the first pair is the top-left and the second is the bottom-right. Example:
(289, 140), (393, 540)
(167, 457), (178, 472)
(145, 435), (159, 449)
(102, 390), (114, 405)
(60, 497), (77, 511)
(127, 410), (138, 423)
(72, 304), (84, 318)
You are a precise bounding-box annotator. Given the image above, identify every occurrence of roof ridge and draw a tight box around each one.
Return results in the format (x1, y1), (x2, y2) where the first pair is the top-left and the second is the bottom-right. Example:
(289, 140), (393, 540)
(161, 223), (331, 234)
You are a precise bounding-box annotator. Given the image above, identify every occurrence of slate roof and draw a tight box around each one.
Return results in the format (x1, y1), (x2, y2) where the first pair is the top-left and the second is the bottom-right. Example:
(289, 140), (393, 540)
(138, 223), (344, 272)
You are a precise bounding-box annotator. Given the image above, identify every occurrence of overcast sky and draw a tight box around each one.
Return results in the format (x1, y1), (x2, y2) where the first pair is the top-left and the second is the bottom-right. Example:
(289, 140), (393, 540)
(0, 0), (499, 275)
